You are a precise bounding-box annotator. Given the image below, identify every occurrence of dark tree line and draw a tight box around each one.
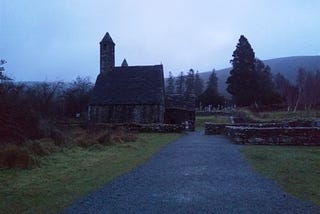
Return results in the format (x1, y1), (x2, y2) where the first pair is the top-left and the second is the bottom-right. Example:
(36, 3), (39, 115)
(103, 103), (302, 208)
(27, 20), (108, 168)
(226, 35), (320, 110)
(166, 69), (225, 109)
(0, 65), (93, 143)
(275, 69), (320, 111)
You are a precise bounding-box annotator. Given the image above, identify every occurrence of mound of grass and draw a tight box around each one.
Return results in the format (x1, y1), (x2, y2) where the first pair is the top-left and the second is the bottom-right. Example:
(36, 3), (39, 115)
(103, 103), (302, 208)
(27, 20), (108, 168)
(195, 115), (230, 130)
(0, 133), (181, 213)
(242, 146), (320, 205)
(0, 139), (63, 169)
(236, 108), (320, 123)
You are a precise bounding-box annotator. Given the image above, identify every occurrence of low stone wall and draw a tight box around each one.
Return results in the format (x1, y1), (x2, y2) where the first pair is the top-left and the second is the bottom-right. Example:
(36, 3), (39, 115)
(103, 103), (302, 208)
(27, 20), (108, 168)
(87, 123), (185, 133)
(205, 123), (229, 135)
(204, 121), (315, 135)
(204, 122), (266, 135)
(225, 126), (320, 146)
(196, 111), (232, 117)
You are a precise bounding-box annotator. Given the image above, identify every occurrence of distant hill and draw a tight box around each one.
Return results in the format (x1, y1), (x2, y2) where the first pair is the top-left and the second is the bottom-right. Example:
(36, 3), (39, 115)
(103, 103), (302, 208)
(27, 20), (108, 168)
(198, 56), (320, 96)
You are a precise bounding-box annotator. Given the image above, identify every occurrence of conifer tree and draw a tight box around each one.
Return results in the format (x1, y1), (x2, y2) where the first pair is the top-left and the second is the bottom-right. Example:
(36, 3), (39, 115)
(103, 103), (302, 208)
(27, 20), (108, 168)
(226, 35), (281, 106)
(194, 70), (204, 97)
(226, 35), (257, 106)
(185, 69), (195, 95)
(198, 69), (224, 107)
(175, 71), (185, 94)
(207, 69), (218, 92)
(166, 71), (175, 94)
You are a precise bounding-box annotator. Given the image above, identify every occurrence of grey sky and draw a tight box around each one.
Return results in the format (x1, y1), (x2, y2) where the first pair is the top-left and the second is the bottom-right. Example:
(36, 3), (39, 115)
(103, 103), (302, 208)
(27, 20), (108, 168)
(1, 0), (320, 82)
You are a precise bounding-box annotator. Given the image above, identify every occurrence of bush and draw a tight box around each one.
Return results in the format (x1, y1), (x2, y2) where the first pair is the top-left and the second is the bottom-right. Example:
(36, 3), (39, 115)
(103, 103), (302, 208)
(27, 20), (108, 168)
(96, 130), (112, 145)
(0, 144), (35, 169)
(110, 128), (137, 143)
(38, 119), (69, 146)
(77, 136), (98, 148)
(26, 139), (59, 156)
(77, 128), (137, 147)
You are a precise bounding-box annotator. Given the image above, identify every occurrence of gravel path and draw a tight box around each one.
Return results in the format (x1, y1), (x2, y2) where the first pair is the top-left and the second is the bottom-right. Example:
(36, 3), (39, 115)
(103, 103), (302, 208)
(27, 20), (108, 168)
(62, 131), (319, 214)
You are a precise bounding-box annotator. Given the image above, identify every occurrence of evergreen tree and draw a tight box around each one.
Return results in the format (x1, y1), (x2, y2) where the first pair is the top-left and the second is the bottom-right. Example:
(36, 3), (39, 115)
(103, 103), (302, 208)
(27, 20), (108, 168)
(198, 69), (224, 107)
(226, 35), (281, 106)
(207, 69), (218, 92)
(226, 35), (257, 106)
(175, 71), (185, 94)
(185, 69), (195, 95)
(254, 59), (281, 105)
(166, 71), (175, 94)
(194, 70), (204, 97)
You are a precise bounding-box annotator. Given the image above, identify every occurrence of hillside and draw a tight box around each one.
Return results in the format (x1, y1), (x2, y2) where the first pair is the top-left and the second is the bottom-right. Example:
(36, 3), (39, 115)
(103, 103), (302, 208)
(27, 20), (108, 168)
(198, 56), (320, 96)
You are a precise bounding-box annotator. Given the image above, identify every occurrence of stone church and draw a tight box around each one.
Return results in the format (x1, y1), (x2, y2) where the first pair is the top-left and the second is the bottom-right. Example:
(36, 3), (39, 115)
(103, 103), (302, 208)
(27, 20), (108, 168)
(88, 32), (195, 126)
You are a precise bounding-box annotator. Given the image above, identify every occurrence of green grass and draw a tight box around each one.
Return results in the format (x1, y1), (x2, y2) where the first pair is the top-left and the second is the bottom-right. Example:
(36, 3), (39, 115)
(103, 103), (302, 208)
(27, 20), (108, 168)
(0, 133), (181, 214)
(242, 146), (320, 205)
(257, 110), (320, 121)
(237, 109), (320, 122)
(195, 115), (230, 129)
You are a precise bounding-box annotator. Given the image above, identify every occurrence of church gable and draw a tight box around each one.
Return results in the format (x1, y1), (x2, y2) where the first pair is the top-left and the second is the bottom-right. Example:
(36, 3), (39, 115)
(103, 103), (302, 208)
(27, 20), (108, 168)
(90, 65), (165, 106)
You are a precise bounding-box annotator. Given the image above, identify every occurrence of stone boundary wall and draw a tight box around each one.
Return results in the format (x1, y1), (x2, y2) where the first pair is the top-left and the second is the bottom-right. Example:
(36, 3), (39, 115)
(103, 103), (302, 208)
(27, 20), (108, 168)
(205, 122), (320, 146)
(204, 122), (266, 135)
(205, 123), (229, 135)
(225, 126), (320, 146)
(204, 121), (315, 135)
(196, 111), (232, 117)
(87, 123), (185, 133)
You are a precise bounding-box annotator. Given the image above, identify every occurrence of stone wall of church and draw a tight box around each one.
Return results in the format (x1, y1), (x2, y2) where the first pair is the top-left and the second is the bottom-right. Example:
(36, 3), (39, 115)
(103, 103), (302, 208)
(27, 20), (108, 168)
(88, 104), (165, 124)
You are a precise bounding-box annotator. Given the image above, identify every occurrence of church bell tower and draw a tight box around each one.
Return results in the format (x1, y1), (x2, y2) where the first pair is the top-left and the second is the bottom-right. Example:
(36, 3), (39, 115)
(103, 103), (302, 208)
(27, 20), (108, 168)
(100, 32), (115, 74)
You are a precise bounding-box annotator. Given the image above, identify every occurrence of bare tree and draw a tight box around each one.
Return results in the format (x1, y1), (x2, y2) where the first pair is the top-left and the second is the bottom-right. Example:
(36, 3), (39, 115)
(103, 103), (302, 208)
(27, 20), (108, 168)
(25, 81), (64, 118)
(274, 73), (298, 111)
(63, 76), (93, 117)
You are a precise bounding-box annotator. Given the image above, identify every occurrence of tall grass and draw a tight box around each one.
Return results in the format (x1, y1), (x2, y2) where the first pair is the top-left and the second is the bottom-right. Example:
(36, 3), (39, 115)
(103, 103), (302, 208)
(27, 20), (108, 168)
(237, 108), (320, 122)
(0, 133), (181, 213)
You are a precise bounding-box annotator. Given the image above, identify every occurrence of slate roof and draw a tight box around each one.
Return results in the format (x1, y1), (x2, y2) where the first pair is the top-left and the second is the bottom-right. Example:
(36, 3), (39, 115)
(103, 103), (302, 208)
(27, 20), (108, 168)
(121, 59), (128, 67)
(165, 94), (195, 111)
(100, 32), (115, 44)
(90, 65), (164, 105)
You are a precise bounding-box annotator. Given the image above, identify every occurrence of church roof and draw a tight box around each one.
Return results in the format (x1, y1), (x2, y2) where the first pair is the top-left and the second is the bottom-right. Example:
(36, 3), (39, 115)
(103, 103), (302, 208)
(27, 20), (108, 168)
(90, 65), (164, 105)
(100, 32), (115, 44)
(121, 58), (128, 67)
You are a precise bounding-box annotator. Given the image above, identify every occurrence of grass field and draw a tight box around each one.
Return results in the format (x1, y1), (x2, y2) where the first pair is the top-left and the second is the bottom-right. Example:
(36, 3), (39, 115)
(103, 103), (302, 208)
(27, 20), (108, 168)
(238, 109), (320, 122)
(0, 133), (181, 214)
(242, 146), (320, 206)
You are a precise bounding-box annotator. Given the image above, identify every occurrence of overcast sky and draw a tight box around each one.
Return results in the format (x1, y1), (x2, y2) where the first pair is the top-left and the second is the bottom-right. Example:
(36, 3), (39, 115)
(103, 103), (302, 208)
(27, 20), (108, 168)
(1, 0), (320, 82)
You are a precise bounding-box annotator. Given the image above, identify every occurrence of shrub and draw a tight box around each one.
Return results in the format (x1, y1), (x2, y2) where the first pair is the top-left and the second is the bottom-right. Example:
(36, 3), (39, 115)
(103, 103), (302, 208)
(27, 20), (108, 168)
(110, 128), (137, 143)
(77, 128), (137, 147)
(0, 144), (35, 169)
(38, 119), (69, 146)
(96, 130), (112, 145)
(77, 136), (98, 148)
(26, 139), (59, 156)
